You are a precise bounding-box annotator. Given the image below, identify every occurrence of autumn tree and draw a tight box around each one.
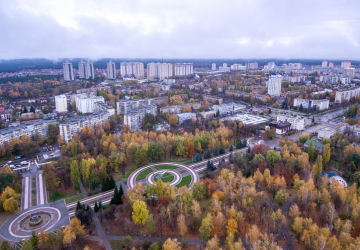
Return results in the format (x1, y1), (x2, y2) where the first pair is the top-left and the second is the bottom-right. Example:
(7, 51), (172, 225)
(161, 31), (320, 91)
(177, 214), (187, 236)
(71, 160), (80, 190)
(169, 114), (178, 126)
(312, 155), (323, 182)
(199, 214), (213, 241)
(323, 144), (331, 165)
(163, 238), (182, 250)
(185, 142), (195, 158)
(132, 200), (149, 226)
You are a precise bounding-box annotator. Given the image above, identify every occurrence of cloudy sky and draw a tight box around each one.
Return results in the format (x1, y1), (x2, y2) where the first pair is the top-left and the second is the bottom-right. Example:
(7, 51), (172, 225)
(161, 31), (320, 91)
(1, 0), (359, 60)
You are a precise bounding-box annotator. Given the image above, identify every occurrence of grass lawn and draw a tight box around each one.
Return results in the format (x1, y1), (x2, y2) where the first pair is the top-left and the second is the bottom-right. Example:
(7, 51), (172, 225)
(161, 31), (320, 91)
(49, 189), (78, 202)
(154, 165), (179, 170)
(109, 240), (123, 250)
(154, 174), (174, 183)
(65, 195), (84, 204)
(136, 168), (153, 181)
(184, 161), (195, 165)
(123, 181), (127, 185)
(176, 175), (192, 187)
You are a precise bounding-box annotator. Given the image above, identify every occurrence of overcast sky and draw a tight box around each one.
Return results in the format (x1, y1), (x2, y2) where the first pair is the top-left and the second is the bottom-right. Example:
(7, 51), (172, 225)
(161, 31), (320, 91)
(1, 0), (360, 60)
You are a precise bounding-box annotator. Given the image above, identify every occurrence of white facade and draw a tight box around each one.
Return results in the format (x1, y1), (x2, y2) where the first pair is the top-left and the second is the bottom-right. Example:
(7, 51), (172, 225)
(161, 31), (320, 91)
(117, 98), (155, 115)
(318, 123), (347, 140)
(147, 63), (173, 80)
(0, 120), (49, 146)
(230, 64), (246, 71)
(107, 61), (116, 79)
(267, 74), (282, 96)
(174, 63), (193, 76)
(120, 62), (144, 79)
(277, 115), (305, 131)
(124, 106), (157, 132)
(63, 62), (74, 81)
(212, 63), (216, 70)
(59, 112), (110, 143)
(78, 61), (94, 79)
(322, 61), (328, 67)
(293, 98), (330, 110)
(75, 95), (105, 114)
(268, 62), (276, 69)
(335, 87), (360, 103)
(343, 68), (355, 78)
(245, 62), (258, 70)
(55, 95), (68, 113)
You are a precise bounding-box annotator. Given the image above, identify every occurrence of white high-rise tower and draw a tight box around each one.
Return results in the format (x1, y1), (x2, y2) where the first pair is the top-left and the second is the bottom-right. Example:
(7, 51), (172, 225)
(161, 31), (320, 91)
(107, 61), (116, 79)
(267, 73), (282, 96)
(63, 61), (74, 81)
(78, 61), (94, 79)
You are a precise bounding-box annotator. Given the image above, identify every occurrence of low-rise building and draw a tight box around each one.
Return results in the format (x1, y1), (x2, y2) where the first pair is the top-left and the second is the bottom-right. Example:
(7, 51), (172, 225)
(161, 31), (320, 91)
(293, 98), (330, 110)
(160, 103), (201, 114)
(177, 113), (196, 125)
(202, 95), (223, 104)
(124, 105), (157, 132)
(266, 121), (291, 135)
(59, 112), (110, 143)
(304, 137), (325, 153)
(318, 123), (347, 140)
(0, 120), (50, 145)
(277, 115), (305, 131)
(200, 111), (216, 119)
(224, 114), (267, 125)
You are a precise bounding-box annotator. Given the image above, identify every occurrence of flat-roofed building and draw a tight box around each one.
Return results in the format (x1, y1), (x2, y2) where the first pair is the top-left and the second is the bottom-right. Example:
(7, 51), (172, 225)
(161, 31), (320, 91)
(177, 112), (196, 125)
(293, 98), (330, 110)
(59, 112), (110, 143)
(55, 95), (68, 113)
(277, 115), (305, 131)
(124, 105), (157, 132)
(335, 87), (360, 103)
(75, 95), (105, 114)
(117, 98), (155, 115)
(318, 123), (347, 140)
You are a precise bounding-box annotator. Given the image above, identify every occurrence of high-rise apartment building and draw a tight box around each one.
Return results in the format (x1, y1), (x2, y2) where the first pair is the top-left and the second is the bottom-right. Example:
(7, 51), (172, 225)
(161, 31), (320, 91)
(75, 94), (105, 114)
(344, 68), (355, 79)
(63, 61), (74, 81)
(120, 62), (144, 79)
(268, 62), (276, 69)
(329, 62), (334, 67)
(55, 95), (68, 113)
(267, 73), (282, 96)
(322, 61), (328, 68)
(341, 61), (351, 68)
(78, 61), (94, 79)
(245, 62), (258, 70)
(212, 63), (216, 70)
(174, 63), (193, 76)
(147, 63), (173, 80)
(107, 61), (116, 79)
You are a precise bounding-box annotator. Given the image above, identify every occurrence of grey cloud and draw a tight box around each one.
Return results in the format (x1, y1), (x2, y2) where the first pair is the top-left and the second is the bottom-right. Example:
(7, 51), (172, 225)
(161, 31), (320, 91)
(0, 0), (359, 59)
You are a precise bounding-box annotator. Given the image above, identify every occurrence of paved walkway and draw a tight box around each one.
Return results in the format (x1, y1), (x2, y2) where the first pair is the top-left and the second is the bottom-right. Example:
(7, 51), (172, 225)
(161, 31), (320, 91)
(79, 181), (88, 198)
(94, 214), (112, 250)
(106, 235), (203, 244)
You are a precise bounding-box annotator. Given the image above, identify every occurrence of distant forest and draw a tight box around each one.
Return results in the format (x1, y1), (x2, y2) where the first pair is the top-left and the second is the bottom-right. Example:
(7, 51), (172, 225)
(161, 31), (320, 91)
(0, 58), (359, 73)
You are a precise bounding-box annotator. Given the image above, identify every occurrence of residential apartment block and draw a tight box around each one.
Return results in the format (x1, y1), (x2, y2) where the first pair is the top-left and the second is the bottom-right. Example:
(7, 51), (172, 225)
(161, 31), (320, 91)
(219, 63), (230, 72)
(322, 61), (328, 68)
(124, 105), (157, 132)
(174, 63), (193, 76)
(335, 87), (360, 103)
(107, 60), (116, 79)
(75, 95), (105, 114)
(78, 61), (94, 79)
(116, 99), (155, 115)
(177, 113), (196, 125)
(160, 103), (201, 114)
(293, 98), (330, 110)
(318, 123), (347, 140)
(0, 120), (50, 145)
(267, 73), (282, 96)
(245, 62), (258, 70)
(55, 95), (68, 113)
(341, 61), (351, 68)
(59, 112), (110, 143)
(202, 95), (223, 104)
(147, 63), (173, 80)
(277, 115), (305, 131)
(120, 62), (144, 79)
(343, 68), (355, 78)
(63, 61), (74, 81)
(212, 63), (216, 70)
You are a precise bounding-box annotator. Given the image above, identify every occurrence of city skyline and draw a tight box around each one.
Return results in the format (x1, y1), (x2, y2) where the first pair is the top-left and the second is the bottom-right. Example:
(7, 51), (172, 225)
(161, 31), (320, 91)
(1, 0), (359, 60)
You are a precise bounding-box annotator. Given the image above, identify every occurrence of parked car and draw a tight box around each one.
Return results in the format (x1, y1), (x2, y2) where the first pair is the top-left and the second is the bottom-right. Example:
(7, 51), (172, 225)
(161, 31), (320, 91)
(15, 156), (22, 160)
(50, 153), (55, 157)
(20, 161), (28, 165)
(7, 161), (12, 164)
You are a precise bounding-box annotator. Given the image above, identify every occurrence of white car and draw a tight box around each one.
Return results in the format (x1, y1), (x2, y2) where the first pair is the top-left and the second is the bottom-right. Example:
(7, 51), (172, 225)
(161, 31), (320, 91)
(7, 161), (12, 164)
(20, 161), (28, 165)
(9, 165), (15, 169)
(50, 153), (55, 157)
